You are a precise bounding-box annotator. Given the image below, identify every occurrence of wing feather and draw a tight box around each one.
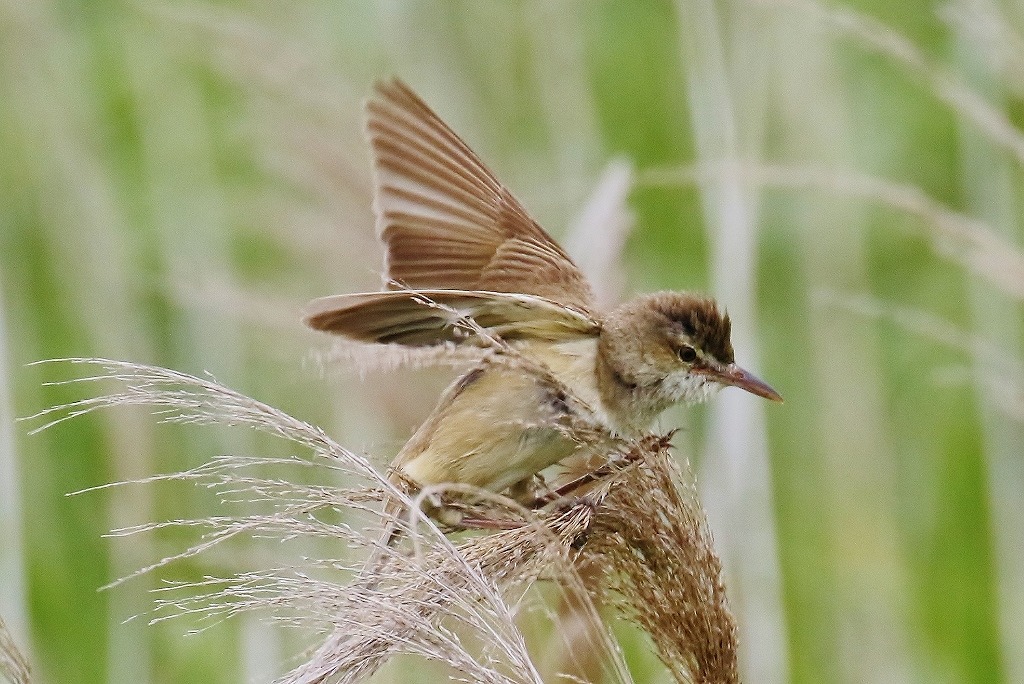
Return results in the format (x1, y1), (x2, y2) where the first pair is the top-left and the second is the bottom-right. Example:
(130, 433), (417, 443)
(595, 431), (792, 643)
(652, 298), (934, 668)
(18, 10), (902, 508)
(304, 290), (599, 346)
(367, 79), (596, 312)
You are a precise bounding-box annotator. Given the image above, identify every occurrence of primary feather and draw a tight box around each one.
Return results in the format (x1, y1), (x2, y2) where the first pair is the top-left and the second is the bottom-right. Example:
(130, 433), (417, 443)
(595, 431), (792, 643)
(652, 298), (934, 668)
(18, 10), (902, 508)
(368, 79), (596, 313)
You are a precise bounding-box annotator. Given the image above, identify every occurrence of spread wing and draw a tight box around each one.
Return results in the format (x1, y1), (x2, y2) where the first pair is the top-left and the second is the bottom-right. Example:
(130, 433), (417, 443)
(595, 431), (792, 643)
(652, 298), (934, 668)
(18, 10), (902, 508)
(304, 289), (600, 346)
(367, 79), (596, 313)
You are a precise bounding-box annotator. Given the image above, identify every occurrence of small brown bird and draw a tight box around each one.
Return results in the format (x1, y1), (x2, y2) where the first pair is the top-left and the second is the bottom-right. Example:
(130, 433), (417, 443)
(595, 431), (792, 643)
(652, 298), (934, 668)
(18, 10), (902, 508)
(305, 79), (781, 504)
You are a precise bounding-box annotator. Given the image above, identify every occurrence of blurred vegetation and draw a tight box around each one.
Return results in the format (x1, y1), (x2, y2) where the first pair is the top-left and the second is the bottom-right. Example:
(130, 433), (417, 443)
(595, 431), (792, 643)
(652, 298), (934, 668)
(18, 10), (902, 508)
(2, 0), (1023, 682)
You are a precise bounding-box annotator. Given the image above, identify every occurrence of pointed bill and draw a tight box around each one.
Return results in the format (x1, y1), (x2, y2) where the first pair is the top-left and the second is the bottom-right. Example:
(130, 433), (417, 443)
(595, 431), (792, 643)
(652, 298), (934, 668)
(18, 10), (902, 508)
(714, 364), (783, 402)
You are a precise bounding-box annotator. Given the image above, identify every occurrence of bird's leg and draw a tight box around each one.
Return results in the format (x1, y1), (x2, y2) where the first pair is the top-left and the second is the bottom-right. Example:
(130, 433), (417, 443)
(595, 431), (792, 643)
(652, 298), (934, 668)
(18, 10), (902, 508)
(454, 515), (531, 531)
(442, 474), (548, 531)
(421, 496), (522, 531)
(526, 432), (676, 508)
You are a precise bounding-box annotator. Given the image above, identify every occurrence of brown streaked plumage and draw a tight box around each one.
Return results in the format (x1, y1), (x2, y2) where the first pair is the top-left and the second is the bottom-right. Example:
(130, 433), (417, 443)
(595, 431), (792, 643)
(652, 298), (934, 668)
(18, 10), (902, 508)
(305, 78), (781, 504)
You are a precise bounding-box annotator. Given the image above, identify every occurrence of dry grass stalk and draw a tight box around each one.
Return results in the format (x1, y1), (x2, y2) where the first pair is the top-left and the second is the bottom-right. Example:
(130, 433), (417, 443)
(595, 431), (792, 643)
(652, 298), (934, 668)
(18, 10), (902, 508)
(639, 161), (1024, 301)
(29, 358), (737, 683)
(940, 0), (1024, 96)
(756, 0), (1024, 167)
(0, 615), (31, 684)
(817, 291), (1024, 423)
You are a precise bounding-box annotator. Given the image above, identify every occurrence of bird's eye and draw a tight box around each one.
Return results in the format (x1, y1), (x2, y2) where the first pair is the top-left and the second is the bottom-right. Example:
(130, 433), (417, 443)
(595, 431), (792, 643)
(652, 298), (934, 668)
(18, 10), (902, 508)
(677, 345), (697, 363)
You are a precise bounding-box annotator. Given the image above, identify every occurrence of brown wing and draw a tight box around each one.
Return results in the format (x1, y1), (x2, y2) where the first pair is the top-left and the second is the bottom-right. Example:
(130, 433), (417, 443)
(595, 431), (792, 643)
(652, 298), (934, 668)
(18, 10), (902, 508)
(304, 289), (599, 346)
(367, 79), (596, 312)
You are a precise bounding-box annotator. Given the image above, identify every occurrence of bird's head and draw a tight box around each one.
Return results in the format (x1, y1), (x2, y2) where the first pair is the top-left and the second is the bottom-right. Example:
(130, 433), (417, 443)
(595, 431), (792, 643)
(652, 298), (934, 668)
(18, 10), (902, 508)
(599, 292), (782, 409)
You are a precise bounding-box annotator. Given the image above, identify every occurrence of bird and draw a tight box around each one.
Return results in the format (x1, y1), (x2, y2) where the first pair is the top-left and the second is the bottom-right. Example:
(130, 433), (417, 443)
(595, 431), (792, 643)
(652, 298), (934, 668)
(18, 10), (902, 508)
(304, 78), (782, 513)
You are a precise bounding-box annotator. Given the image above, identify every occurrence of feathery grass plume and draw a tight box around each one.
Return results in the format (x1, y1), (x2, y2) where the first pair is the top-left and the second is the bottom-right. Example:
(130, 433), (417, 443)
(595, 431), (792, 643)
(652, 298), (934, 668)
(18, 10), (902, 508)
(284, 434), (735, 684)
(28, 358), (737, 683)
(26, 358), (545, 683)
(0, 615), (31, 684)
(277, 494), (620, 684)
(575, 438), (739, 684)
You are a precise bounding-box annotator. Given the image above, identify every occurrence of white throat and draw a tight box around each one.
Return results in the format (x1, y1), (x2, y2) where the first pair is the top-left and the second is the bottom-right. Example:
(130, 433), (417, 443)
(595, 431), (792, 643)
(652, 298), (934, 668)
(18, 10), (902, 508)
(660, 370), (722, 406)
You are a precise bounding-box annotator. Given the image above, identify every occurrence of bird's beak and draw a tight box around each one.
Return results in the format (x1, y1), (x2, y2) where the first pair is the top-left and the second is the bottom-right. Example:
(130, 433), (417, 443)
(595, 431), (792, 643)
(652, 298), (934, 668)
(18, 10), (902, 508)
(711, 364), (783, 403)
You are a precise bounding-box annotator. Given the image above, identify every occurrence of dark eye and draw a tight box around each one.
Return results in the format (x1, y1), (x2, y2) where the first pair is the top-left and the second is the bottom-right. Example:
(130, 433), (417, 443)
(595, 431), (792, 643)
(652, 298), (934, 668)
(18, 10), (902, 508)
(677, 345), (697, 363)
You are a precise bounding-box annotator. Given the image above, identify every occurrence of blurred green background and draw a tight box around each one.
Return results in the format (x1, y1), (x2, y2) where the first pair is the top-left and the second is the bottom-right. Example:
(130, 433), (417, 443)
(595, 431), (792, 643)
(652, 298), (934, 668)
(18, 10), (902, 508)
(2, 0), (1023, 682)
